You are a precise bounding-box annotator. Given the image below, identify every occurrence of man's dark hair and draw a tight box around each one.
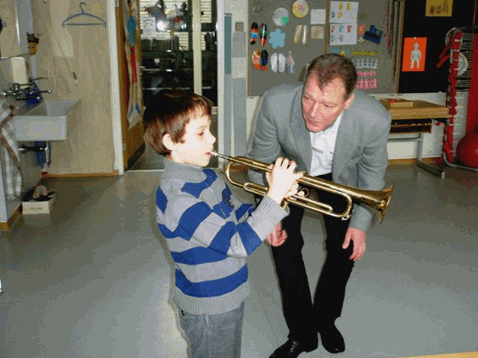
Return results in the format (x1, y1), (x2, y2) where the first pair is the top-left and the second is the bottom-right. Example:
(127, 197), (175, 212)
(305, 53), (357, 99)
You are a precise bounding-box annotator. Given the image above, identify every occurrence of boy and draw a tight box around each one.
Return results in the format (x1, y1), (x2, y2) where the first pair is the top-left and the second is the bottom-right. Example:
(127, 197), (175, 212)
(143, 90), (302, 358)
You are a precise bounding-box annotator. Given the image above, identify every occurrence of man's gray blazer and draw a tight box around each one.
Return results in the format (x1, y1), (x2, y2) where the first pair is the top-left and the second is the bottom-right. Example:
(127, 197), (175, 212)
(247, 83), (392, 232)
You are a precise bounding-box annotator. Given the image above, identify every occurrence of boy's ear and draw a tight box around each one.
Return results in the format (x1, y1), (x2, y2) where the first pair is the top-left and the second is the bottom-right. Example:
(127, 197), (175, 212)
(162, 133), (176, 151)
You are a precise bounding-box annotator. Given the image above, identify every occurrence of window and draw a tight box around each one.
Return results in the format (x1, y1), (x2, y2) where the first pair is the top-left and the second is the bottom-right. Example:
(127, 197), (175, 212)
(139, 0), (213, 51)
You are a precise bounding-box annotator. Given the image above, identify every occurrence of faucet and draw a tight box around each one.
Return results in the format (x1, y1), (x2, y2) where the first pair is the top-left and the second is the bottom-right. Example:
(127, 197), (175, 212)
(2, 77), (51, 101)
(2, 82), (25, 100)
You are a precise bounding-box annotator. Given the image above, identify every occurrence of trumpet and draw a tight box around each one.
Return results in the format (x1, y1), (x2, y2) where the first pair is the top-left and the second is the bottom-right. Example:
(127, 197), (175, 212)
(212, 152), (394, 223)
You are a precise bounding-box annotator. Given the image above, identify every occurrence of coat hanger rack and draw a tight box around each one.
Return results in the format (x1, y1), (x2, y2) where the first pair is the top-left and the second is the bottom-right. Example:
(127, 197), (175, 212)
(62, 0), (107, 28)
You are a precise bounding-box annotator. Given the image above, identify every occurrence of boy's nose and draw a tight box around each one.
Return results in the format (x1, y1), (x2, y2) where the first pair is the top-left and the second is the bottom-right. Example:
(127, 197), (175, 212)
(209, 133), (216, 144)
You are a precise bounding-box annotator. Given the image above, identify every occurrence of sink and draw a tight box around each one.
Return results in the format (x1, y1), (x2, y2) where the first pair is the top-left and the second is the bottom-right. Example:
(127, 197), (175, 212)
(13, 100), (80, 141)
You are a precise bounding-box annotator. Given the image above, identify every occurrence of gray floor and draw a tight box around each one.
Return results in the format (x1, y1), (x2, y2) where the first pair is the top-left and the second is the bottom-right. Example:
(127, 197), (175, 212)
(1, 164), (477, 358)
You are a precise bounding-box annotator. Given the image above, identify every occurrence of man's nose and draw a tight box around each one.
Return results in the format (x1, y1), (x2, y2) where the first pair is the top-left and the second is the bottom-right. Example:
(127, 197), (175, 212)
(309, 103), (320, 117)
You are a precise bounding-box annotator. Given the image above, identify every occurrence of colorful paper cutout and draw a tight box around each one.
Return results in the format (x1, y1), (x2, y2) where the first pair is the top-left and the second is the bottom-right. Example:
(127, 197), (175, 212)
(402, 37), (427, 72)
(261, 50), (269, 71)
(271, 53), (278, 72)
(252, 49), (261, 70)
(287, 51), (295, 74)
(357, 24), (366, 36)
(269, 29), (286, 49)
(292, 0), (309, 18)
(294, 25), (303, 44)
(260, 23), (267, 47)
(273, 8), (290, 27)
(279, 53), (286, 73)
(250, 22), (259, 45)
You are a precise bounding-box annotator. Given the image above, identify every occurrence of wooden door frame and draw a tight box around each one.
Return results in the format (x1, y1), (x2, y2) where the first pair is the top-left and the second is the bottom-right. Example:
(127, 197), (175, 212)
(116, 0), (145, 170)
(108, 0), (124, 174)
(109, 0), (225, 171)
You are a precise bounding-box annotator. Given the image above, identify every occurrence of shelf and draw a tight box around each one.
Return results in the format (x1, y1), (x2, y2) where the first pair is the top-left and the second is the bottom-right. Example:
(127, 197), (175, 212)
(142, 50), (217, 58)
(141, 68), (183, 73)
(143, 86), (214, 91)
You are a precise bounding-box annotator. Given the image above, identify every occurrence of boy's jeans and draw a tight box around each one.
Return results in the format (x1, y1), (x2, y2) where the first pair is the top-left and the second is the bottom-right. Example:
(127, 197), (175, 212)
(179, 300), (245, 358)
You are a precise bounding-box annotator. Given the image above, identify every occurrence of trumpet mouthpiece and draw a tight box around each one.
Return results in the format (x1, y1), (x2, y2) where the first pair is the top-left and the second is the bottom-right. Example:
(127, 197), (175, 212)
(211, 152), (230, 161)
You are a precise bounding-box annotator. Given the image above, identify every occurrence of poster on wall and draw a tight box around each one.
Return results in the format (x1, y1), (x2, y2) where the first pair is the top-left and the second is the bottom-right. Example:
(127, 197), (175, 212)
(330, 23), (357, 46)
(122, 0), (143, 129)
(425, 0), (453, 17)
(142, 17), (156, 38)
(329, 1), (358, 46)
(329, 1), (358, 22)
(402, 37), (427, 72)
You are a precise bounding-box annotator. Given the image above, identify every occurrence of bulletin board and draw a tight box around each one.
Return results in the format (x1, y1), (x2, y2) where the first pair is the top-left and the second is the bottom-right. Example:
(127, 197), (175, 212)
(248, 0), (328, 96)
(248, 0), (405, 96)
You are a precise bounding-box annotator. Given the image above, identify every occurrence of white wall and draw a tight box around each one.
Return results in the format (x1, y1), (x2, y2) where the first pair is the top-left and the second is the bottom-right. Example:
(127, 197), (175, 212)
(223, 0), (248, 156)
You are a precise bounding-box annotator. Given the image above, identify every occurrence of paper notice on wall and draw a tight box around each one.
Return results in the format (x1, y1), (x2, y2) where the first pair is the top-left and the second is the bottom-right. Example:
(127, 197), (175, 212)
(329, 1), (358, 23)
(49, 0), (74, 58)
(425, 0), (453, 17)
(142, 17), (156, 38)
(330, 23), (357, 46)
(10, 57), (29, 84)
(310, 9), (326, 25)
(311, 26), (325, 39)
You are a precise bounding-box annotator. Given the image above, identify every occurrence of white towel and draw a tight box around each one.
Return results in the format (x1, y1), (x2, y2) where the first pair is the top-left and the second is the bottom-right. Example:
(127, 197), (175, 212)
(0, 97), (22, 200)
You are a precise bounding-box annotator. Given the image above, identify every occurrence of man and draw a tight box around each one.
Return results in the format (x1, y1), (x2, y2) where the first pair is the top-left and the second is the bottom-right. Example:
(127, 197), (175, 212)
(247, 54), (391, 358)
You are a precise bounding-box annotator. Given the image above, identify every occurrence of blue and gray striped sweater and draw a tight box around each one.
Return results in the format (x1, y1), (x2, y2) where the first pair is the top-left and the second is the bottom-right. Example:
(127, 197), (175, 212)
(156, 159), (287, 315)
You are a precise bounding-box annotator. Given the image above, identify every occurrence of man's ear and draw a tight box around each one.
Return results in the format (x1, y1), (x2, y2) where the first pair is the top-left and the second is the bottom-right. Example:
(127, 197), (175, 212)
(344, 93), (355, 110)
(162, 133), (176, 151)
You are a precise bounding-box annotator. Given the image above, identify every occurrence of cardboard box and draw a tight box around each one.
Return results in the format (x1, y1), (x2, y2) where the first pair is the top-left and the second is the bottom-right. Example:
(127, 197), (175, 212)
(22, 194), (56, 215)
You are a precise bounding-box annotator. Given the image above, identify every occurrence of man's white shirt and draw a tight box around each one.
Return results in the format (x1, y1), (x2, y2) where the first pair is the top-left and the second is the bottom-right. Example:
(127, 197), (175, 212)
(309, 112), (343, 176)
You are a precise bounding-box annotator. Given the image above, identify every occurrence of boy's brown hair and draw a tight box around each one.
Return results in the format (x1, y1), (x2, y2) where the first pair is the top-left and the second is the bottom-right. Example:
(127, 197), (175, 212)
(143, 90), (213, 156)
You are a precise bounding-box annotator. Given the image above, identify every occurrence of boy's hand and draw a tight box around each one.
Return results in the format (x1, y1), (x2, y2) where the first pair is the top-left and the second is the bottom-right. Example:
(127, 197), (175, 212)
(266, 157), (303, 205)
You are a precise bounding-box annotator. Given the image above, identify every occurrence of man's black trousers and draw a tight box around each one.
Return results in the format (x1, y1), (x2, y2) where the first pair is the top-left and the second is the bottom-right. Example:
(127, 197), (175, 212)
(271, 172), (355, 345)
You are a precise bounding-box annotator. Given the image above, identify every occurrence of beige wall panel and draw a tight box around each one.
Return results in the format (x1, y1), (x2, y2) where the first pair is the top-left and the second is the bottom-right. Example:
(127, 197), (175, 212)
(0, 0), (21, 58)
(32, 0), (115, 175)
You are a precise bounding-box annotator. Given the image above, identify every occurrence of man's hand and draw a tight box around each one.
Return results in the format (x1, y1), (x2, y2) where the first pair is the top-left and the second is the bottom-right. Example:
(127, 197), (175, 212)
(342, 227), (366, 261)
(266, 222), (287, 247)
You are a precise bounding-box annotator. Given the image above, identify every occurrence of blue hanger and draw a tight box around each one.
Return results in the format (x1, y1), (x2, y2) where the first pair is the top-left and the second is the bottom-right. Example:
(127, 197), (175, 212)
(62, 0), (106, 28)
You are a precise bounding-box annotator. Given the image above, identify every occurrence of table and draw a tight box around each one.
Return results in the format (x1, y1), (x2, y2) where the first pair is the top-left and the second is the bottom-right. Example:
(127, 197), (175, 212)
(382, 99), (452, 179)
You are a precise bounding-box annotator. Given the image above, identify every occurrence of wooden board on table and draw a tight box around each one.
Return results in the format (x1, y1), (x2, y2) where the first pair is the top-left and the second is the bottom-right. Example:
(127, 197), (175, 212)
(384, 100), (451, 120)
(380, 98), (414, 109)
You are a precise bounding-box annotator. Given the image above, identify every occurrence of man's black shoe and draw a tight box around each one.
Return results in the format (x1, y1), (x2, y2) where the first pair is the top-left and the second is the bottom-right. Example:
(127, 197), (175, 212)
(318, 324), (345, 353)
(269, 339), (317, 358)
